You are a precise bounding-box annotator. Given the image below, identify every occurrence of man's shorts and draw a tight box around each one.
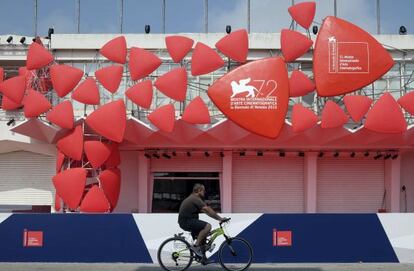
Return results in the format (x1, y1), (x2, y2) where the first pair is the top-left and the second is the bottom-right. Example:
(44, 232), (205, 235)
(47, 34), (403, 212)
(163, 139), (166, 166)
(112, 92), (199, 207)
(179, 218), (208, 239)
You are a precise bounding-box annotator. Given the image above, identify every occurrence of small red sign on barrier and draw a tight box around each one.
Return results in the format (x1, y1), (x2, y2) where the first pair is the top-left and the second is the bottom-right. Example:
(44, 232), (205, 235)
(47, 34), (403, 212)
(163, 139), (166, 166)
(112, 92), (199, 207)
(23, 229), (43, 247)
(273, 229), (292, 247)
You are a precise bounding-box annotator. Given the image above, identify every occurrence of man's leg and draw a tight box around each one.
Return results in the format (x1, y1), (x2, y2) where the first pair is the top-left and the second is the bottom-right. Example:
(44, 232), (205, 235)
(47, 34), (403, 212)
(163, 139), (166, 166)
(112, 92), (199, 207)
(196, 223), (211, 247)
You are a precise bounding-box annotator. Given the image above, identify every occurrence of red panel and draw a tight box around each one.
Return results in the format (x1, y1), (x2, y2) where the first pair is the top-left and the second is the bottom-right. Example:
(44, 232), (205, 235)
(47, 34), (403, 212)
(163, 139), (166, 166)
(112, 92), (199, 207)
(288, 1), (316, 29)
(80, 186), (110, 213)
(215, 29), (248, 63)
(148, 104), (175, 132)
(72, 78), (100, 105)
(85, 100), (126, 143)
(182, 96), (210, 124)
(1, 95), (22, 110)
(343, 95), (373, 122)
(364, 92), (407, 133)
(125, 80), (153, 109)
(0, 76), (26, 104)
(26, 42), (54, 70)
(50, 64), (84, 97)
(289, 70), (315, 97)
(84, 141), (112, 169)
(129, 47), (162, 81)
(56, 150), (65, 173)
(95, 65), (123, 93)
(154, 67), (187, 102)
(313, 16), (394, 97)
(291, 104), (318, 132)
(208, 57), (289, 138)
(56, 125), (84, 160)
(165, 35), (194, 63)
(281, 29), (313, 62)
(99, 36), (127, 64)
(52, 168), (87, 210)
(46, 100), (74, 129)
(191, 42), (225, 76)
(23, 89), (52, 118)
(104, 143), (121, 168)
(55, 193), (61, 212)
(398, 91), (414, 115)
(321, 101), (348, 128)
(99, 168), (121, 210)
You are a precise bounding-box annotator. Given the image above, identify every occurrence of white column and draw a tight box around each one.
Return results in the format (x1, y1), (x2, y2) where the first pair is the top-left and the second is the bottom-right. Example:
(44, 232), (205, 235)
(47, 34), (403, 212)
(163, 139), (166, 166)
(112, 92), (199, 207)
(138, 151), (150, 213)
(385, 156), (401, 212)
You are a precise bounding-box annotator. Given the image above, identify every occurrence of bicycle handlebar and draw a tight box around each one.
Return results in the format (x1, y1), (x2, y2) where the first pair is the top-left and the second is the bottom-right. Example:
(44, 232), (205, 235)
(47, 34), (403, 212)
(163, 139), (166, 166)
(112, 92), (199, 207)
(219, 217), (231, 226)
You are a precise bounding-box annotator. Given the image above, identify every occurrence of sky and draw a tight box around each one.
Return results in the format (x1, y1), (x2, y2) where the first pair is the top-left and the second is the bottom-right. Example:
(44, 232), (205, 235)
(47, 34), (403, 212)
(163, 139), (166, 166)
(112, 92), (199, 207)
(0, 0), (413, 37)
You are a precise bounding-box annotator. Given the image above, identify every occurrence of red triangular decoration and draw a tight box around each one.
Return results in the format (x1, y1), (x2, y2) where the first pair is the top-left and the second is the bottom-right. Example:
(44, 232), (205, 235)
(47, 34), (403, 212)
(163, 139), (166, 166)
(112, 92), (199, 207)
(281, 29), (313, 62)
(95, 65), (123, 93)
(56, 150), (65, 173)
(99, 36), (127, 64)
(55, 193), (61, 211)
(80, 186), (111, 213)
(84, 141), (112, 169)
(56, 125), (84, 160)
(72, 78), (100, 105)
(99, 168), (121, 210)
(165, 35), (194, 63)
(85, 100), (126, 143)
(365, 92), (407, 133)
(288, 1), (316, 29)
(0, 67), (3, 82)
(291, 104), (318, 132)
(215, 29), (248, 63)
(125, 80), (153, 109)
(50, 64), (84, 97)
(398, 91), (414, 115)
(1, 95), (22, 111)
(129, 47), (162, 81)
(191, 42), (224, 76)
(182, 96), (210, 124)
(52, 168), (87, 210)
(289, 70), (315, 97)
(104, 143), (121, 168)
(46, 100), (74, 129)
(321, 101), (348, 128)
(0, 76), (26, 104)
(26, 42), (54, 70)
(23, 89), (52, 118)
(154, 67), (187, 102)
(148, 104), (175, 132)
(343, 95), (373, 122)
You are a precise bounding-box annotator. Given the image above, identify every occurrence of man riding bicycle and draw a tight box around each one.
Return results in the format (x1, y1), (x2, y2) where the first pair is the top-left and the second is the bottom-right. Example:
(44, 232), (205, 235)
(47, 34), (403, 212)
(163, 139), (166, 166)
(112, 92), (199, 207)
(178, 183), (226, 263)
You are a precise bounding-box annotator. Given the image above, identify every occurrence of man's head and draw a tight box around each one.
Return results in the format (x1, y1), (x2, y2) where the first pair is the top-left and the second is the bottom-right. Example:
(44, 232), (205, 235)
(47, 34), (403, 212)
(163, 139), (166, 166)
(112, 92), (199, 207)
(193, 183), (205, 198)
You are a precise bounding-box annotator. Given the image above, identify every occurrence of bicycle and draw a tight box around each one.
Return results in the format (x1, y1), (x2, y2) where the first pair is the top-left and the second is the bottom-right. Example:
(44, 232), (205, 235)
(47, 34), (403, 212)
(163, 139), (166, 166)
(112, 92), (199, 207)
(157, 218), (253, 271)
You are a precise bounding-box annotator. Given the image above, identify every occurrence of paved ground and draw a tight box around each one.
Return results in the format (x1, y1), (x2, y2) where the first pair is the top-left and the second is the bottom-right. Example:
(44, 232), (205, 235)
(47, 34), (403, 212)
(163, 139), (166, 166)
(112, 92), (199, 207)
(0, 263), (413, 271)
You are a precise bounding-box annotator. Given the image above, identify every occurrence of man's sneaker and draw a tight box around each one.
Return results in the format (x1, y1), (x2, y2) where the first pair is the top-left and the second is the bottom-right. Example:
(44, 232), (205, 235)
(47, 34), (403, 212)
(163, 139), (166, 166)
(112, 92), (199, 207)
(190, 245), (204, 257)
(201, 258), (215, 265)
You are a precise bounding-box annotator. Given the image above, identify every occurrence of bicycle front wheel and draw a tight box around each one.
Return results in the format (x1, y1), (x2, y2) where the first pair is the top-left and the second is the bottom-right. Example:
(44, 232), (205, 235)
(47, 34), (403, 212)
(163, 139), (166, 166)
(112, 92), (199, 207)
(157, 237), (194, 271)
(218, 237), (253, 271)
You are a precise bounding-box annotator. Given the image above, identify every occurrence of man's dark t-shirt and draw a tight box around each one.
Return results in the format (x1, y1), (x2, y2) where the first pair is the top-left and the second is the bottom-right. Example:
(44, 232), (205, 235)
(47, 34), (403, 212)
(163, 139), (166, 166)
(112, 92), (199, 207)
(178, 194), (206, 223)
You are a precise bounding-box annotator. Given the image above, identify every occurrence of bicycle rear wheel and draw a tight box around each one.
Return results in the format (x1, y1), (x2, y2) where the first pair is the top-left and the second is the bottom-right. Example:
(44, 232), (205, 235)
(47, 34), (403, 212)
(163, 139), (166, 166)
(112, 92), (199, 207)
(218, 237), (253, 271)
(157, 237), (194, 271)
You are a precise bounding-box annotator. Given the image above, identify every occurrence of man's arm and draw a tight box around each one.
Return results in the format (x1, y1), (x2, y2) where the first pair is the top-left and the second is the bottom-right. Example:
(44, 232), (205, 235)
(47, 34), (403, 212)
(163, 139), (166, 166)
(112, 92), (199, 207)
(201, 205), (223, 221)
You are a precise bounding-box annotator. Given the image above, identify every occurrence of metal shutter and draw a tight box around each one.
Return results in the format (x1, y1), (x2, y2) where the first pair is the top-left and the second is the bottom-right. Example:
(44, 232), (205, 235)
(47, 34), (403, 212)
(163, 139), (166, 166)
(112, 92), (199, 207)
(150, 155), (222, 172)
(0, 151), (55, 205)
(232, 156), (304, 213)
(317, 158), (385, 213)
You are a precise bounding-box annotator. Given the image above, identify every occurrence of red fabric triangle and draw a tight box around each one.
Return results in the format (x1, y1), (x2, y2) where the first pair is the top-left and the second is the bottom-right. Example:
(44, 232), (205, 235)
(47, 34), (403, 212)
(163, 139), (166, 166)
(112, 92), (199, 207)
(54, 193), (61, 211)
(148, 104), (175, 132)
(321, 101), (348, 128)
(215, 29), (248, 63)
(99, 168), (121, 210)
(56, 150), (65, 173)
(0, 76), (26, 104)
(365, 92), (407, 133)
(1, 95), (22, 110)
(191, 42), (225, 76)
(72, 78), (100, 105)
(281, 29), (313, 62)
(52, 168), (87, 210)
(289, 70), (315, 97)
(95, 65), (123, 93)
(125, 80), (153, 109)
(46, 100), (74, 129)
(165, 35), (194, 63)
(23, 89), (52, 118)
(288, 1), (316, 29)
(291, 104), (318, 132)
(343, 95), (373, 122)
(104, 143), (121, 168)
(50, 64), (84, 97)
(182, 96), (210, 124)
(99, 36), (127, 64)
(56, 125), (84, 160)
(26, 42), (54, 70)
(154, 67), (187, 102)
(84, 141), (112, 169)
(85, 100), (126, 143)
(129, 47), (162, 81)
(80, 185), (110, 213)
(0, 67), (3, 82)
(398, 91), (414, 115)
